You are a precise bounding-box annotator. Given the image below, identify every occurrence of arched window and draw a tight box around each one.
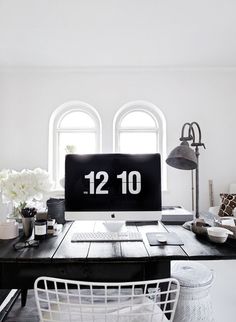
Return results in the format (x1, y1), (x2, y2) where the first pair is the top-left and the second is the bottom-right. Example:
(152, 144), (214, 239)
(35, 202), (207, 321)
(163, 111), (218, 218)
(113, 100), (167, 190)
(49, 101), (101, 186)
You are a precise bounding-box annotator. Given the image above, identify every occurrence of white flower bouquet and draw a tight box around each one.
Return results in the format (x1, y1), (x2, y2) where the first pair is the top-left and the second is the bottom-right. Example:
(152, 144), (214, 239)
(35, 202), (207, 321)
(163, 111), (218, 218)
(0, 169), (10, 191)
(0, 168), (52, 217)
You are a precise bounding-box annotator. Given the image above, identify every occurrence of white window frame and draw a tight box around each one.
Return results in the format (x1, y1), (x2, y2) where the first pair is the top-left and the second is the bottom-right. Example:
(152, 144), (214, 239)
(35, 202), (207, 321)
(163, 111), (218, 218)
(48, 101), (102, 187)
(113, 100), (167, 190)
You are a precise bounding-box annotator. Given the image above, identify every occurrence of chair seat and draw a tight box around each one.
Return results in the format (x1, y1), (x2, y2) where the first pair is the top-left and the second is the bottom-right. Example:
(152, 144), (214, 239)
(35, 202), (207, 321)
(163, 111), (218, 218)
(42, 296), (169, 322)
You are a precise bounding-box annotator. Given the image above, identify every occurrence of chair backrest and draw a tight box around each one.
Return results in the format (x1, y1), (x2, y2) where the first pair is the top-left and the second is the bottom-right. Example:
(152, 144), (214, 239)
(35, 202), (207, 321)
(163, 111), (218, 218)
(34, 276), (179, 322)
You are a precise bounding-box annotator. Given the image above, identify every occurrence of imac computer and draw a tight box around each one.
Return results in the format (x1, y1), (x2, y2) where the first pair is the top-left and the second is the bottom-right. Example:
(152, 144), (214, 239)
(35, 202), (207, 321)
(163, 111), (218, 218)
(65, 153), (162, 223)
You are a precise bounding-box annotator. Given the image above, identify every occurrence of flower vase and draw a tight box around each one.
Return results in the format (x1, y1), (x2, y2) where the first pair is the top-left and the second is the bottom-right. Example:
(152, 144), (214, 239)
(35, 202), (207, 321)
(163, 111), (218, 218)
(22, 217), (34, 238)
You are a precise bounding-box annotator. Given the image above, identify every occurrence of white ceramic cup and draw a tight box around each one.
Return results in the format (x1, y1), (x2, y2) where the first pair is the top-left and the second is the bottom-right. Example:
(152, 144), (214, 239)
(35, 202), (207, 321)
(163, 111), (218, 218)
(207, 227), (233, 243)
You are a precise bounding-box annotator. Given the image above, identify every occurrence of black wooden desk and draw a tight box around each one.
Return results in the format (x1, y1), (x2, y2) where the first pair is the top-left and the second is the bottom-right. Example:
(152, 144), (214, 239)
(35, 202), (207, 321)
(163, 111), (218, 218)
(1, 220), (236, 299)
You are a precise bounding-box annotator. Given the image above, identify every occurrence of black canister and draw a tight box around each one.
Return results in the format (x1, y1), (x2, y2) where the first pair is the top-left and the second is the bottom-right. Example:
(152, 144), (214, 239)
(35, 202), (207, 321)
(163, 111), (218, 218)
(34, 220), (47, 240)
(46, 198), (65, 224)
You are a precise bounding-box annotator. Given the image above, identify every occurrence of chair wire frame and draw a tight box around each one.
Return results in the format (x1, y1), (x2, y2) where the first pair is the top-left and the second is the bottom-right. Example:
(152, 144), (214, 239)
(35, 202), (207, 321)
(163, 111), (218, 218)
(34, 276), (180, 322)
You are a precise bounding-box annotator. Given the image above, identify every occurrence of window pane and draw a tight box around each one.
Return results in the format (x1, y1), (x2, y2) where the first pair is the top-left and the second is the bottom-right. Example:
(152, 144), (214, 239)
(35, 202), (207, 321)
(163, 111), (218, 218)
(120, 111), (156, 128)
(119, 132), (157, 153)
(58, 132), (96, 180)
(59, 111), (95, 129)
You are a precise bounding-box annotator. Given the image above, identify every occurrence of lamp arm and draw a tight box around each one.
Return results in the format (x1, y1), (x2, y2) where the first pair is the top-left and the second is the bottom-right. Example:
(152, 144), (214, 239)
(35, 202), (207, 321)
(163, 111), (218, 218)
(180, 122), (192, 141)
(190, 122), (206, 149)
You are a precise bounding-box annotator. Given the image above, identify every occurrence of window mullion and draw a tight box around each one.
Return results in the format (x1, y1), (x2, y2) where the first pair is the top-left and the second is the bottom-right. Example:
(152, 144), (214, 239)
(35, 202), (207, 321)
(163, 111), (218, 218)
(118, 128), (158, 133)
(56, 128), (97, 133)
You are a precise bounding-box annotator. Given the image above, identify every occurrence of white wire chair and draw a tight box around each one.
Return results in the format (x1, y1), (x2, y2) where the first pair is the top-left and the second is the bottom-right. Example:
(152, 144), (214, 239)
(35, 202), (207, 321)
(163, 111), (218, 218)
(34, 276), (180, 322)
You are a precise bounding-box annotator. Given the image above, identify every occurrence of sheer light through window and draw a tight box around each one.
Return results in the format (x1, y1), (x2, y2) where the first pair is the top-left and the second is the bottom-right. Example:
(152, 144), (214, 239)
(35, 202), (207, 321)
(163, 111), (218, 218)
(114, 101), (167, 190)
(49, 102), (101, 186)
(118, 110), (159, 153)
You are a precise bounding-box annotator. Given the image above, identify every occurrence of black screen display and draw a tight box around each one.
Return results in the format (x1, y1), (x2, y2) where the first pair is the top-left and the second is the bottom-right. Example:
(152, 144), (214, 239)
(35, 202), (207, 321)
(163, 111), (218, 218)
(65, 153), (162, 212)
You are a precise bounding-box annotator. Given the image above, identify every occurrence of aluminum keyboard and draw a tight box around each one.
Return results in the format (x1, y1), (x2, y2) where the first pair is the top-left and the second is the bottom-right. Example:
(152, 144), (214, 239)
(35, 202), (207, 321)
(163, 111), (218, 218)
(71, 232), (143, 242)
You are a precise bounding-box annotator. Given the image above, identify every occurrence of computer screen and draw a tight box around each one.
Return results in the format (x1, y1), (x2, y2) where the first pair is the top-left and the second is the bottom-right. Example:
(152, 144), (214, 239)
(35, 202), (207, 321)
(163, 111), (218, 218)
(65, 153), (162, 221)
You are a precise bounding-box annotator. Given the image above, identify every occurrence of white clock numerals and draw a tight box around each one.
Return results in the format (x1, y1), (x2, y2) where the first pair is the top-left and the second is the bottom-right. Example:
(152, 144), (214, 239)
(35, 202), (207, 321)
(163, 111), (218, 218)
(84, 171), (95, 194)
(117, 171), (127, 194)
(84, 171), (108, 194)
(84, 170), (141, 195)
(96, 171), (109, 194)
(128, 171), (141, 194)
(117, 171), (141, 194)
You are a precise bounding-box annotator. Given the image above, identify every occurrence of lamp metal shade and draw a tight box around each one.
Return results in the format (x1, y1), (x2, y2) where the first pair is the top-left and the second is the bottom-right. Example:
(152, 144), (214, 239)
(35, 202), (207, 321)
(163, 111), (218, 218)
(166, 141), (197, 170)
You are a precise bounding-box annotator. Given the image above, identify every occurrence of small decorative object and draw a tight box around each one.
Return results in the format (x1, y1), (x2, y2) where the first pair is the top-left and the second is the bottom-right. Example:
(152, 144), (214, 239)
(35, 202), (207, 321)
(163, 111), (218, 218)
(191, 218), (210, 235)
(34, 219), (47, 240)
(47, 218), (56, 235)
(21, 207), (37, 237)
(215, 216), (236, 239)
(207, 226), (233, 243)
(65, 144), (77, 154)
(0, 168), (52, 220)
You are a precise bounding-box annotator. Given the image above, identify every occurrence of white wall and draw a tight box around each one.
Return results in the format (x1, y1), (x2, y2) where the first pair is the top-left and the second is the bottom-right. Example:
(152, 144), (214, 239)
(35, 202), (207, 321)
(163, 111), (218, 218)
(1, 67), (236, 210)
(201, 260), (236, 322)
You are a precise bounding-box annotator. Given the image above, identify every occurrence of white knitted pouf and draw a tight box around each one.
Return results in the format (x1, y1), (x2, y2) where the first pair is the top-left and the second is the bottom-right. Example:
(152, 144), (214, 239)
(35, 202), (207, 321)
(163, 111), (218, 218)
(171, 261), (214, 322)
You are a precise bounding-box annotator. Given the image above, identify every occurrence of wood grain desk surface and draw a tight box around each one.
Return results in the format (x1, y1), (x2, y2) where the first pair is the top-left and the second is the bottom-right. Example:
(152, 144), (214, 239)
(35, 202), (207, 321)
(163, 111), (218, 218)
(0, 220), (236, 288)
(1, 220), (236, 262)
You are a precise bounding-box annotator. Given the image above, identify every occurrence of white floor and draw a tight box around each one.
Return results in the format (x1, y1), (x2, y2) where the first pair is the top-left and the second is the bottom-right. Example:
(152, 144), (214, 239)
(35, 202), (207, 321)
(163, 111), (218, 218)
(201, 260), (236, 322)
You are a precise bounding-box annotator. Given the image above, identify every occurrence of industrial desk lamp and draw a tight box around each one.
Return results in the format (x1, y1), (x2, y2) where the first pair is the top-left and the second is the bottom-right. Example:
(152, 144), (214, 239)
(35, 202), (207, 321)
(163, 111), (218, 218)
(166, 122), (206, 219)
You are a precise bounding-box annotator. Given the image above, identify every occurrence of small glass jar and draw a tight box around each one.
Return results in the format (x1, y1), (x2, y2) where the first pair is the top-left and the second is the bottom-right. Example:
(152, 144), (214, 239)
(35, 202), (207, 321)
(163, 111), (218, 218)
(34, 219), (47, 240)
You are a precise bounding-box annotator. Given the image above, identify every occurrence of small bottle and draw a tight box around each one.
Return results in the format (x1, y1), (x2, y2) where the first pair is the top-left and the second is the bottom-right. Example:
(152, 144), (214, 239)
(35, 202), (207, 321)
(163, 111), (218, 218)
(34, 219), (47, 240)
(47, 218), (56, 235)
